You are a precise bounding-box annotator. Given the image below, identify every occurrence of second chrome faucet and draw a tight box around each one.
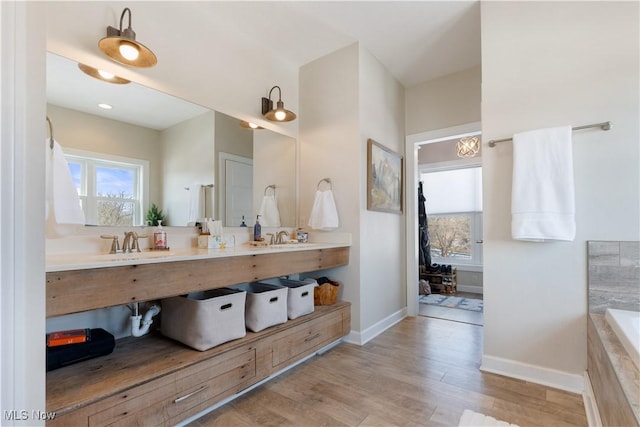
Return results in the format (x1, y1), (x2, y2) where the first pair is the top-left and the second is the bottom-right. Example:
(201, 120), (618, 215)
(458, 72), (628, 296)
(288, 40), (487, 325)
(101, 231), (148, 254)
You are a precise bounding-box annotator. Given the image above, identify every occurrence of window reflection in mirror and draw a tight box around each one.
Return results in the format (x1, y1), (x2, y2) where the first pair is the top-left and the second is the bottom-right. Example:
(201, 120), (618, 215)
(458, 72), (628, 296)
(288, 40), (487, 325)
(46, 52), (296, 227)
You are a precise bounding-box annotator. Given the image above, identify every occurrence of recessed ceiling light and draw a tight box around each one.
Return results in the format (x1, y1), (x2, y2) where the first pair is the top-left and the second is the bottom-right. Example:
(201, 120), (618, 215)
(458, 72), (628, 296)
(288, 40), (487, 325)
(98, 103), (113, 110)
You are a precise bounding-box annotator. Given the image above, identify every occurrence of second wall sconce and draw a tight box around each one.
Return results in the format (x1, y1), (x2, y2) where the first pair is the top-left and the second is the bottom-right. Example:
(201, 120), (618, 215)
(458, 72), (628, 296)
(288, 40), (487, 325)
(98, 7), (157, 68)
(261, 86), (296, 122)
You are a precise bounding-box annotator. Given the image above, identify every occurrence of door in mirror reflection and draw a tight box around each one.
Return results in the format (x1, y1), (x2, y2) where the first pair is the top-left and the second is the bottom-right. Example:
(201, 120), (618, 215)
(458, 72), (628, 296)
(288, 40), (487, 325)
(222, 154), (253, 227)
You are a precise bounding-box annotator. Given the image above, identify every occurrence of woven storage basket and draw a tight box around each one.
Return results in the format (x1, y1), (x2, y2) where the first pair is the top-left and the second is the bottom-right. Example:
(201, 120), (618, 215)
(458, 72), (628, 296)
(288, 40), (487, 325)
(314, 280), (340, 305)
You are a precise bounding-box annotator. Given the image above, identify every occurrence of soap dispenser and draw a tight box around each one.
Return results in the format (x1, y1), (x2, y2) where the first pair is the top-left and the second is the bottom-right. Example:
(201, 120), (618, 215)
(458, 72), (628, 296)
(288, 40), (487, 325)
(253, 215), (262, 241)
(153, 220), (168, 250)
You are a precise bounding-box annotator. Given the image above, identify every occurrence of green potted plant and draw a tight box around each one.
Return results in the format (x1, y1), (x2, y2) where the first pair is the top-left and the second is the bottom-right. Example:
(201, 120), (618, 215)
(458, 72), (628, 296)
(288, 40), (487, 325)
(145, 203), (165, 226)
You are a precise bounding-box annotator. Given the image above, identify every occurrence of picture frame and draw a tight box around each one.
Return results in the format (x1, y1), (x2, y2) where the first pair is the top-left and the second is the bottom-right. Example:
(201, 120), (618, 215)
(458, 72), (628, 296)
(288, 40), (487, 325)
(367, 138), (403, 214)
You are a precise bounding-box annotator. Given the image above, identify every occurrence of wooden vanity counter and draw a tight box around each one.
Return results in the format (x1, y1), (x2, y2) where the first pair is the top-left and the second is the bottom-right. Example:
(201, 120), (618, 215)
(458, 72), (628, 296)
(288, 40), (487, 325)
(45, 243), (351, 426)
(46, 244), (349, 317)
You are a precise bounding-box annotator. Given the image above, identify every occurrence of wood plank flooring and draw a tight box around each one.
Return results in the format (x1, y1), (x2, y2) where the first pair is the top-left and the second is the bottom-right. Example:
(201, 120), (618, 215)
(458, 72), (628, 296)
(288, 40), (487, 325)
(188, 316), (587, 427)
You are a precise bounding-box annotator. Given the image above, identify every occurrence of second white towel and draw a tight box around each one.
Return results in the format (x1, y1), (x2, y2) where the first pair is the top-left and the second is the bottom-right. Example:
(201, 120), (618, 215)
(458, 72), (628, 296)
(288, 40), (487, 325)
(308, 189), (339, 230)
(45, 139), (85, 237)
(511, 125), (575, 241)
(187, 183), (205, 222)
(258, 195), (281, 227)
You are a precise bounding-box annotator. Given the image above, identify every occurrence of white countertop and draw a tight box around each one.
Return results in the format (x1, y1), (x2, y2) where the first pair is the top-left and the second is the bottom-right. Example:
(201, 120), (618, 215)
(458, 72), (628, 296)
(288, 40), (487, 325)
(46, 242), (350, 272)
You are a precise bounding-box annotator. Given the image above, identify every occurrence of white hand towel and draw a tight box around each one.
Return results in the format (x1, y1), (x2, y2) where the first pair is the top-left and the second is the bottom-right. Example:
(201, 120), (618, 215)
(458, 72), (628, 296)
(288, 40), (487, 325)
(258, 194), (281, 227)
(45, 140), (85, 237)
(187, 183), (204, 222)
(308, 189), (339, 230)
(511, 126), (575, 242)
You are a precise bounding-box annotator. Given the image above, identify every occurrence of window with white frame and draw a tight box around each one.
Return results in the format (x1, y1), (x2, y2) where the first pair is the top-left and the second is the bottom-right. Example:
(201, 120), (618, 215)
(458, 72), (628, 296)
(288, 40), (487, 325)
(65, 150), (148, 226)
(420, 166), (483, 267)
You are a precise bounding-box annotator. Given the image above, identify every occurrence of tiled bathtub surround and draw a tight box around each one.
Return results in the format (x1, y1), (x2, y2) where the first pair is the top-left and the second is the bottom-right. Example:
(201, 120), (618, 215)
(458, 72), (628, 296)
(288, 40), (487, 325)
(588, 241), (640, 314)
(587, 240), (640, 426)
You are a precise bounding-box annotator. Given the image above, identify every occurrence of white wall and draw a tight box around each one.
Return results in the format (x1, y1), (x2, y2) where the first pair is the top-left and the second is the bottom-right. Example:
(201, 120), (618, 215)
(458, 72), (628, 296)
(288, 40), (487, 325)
(481, 1), (639, 392)
(299, 44), (362, 329)
(405, 66), (481, 136)
(359, 48), (406, 331)
(299, 43), (406, 338)
(253, 130), (297, 228)
(1, 2), (47, 423)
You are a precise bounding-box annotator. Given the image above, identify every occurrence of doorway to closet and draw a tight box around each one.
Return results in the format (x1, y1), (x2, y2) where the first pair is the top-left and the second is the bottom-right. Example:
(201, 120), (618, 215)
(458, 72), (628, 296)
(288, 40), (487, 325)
(407, 123), (484, 326)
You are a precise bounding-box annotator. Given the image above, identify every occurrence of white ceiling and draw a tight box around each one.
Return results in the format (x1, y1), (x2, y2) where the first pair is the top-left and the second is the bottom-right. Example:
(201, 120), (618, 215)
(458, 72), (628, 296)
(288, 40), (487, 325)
(46, 1), (481, 130)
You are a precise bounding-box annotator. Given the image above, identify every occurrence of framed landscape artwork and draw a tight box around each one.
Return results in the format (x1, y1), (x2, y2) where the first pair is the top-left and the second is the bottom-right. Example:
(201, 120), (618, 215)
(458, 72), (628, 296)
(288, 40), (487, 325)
(367, 138), (403, 214)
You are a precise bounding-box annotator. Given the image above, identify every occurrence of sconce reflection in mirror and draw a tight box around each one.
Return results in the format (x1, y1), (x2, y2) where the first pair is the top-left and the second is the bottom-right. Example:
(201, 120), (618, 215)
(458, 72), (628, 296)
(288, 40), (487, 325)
(98, 7), (157, 68)
(240, 120), (263, 130)
(261, 86), (296, 122)
(78, 63), (130, 84)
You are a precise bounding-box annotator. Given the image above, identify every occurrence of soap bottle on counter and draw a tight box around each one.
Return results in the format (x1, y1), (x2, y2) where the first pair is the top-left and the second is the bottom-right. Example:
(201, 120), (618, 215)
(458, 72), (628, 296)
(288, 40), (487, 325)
(253, 215), (262, 241)
(296, 228), (308, 243)
(153, 220), (168, 250)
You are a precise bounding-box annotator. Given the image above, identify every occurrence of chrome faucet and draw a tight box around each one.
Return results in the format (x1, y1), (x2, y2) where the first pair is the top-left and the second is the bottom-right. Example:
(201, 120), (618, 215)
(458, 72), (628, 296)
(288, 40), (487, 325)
(122, 231), (148, 253)
(131, 232), (148, 252)
(122, 231), (134, 253)
(275, 230), (289, 244)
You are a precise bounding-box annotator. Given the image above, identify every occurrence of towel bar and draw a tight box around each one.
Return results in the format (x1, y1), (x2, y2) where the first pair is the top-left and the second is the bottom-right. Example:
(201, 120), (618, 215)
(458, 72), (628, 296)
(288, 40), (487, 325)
(317, 178), (332, 189)
(46, 116), (54, 149)
(488, 121), (612, 147)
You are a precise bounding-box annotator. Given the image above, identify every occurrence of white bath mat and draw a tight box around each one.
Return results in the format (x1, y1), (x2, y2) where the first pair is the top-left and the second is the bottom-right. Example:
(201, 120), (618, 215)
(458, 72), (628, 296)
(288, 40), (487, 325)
(458, 409), (519, 427)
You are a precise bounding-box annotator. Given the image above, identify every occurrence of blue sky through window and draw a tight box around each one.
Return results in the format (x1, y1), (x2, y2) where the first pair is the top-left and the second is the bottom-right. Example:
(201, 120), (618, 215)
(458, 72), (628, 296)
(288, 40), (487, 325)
(96, 166), (134, 197)
(68, 162), (82, 194)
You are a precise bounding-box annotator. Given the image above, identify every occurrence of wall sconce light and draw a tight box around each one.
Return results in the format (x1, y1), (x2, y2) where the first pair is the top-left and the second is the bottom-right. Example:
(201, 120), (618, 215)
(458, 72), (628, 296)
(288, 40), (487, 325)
(456, 136), (480, 158)
(98, 7), (157, 68)
(78, 63), (130, 84)
(261, 86), (296, 122)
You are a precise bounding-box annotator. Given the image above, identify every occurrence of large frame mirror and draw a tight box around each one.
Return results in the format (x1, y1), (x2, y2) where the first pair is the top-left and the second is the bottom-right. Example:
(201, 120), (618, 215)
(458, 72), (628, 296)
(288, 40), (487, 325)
(46, 52), (297, 227)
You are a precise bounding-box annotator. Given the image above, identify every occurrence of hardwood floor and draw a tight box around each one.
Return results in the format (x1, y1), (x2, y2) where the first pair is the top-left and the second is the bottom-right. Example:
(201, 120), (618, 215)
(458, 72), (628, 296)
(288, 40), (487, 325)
(188, 316), (587, 427)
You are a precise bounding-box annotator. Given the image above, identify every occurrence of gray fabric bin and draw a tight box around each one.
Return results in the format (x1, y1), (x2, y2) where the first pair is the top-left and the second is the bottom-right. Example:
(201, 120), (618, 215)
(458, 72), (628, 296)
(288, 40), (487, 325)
(229, 283), (288, 332)
(269, 278), (316, 319)
(160, 288), (246, 351)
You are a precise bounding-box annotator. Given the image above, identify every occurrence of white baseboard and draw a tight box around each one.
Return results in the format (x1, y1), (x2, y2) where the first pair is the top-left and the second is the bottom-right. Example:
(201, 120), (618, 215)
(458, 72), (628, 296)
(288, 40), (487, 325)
(582, 371), (603, 427)
(480, 355), (585, 394)
(344, 307), (407, 346)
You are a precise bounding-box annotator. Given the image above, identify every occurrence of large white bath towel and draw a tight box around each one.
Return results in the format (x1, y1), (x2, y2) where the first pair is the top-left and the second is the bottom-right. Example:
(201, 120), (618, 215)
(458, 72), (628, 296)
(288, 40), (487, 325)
(511, 126), (575, 242)
(45, 140), (85, 237)
(308, 189), (339, 230)
(187, 183), (205, 222)
(258, 195), (281, 227)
